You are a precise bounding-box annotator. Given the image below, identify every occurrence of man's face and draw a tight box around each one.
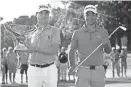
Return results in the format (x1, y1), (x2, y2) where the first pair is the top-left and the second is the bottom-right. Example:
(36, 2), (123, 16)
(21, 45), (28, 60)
(37, 10), (50, 25)
(85, 11), (97, 25)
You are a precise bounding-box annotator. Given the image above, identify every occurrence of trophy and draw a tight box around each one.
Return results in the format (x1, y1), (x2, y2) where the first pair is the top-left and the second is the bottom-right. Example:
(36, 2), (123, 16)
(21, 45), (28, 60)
(4, 23), (30, 52)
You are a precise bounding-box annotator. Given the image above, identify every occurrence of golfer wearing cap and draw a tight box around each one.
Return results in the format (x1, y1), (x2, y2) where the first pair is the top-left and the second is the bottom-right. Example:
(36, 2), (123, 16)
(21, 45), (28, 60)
(68, 5), (112, 87)
(25, 5), (60, 87)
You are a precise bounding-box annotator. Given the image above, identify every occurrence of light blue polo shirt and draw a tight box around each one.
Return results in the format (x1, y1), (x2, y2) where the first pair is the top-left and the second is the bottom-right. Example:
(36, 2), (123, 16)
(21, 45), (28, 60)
(29, 25), (60, 64)
(70, 25), (111, 66)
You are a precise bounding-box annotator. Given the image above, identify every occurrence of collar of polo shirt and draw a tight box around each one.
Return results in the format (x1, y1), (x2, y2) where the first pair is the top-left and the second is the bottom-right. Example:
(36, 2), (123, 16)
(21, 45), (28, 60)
(36, 24), (51, 30)
(82, 24), (100, 33)
(33, 24), (52, 36)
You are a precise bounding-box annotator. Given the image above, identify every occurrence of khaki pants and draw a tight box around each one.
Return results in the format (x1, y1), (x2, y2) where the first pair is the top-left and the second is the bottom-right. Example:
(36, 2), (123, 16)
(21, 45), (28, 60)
(76, 66), (105, 87)
(28, 64), (58, 87)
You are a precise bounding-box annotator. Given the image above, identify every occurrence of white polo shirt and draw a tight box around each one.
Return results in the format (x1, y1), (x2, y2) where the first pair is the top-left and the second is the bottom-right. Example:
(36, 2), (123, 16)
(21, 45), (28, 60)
(29, 25), (60, 64)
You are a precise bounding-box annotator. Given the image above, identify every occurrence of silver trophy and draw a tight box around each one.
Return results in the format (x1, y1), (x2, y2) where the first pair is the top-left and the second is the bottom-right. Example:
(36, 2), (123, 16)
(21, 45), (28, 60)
(4, 23), (30, 51)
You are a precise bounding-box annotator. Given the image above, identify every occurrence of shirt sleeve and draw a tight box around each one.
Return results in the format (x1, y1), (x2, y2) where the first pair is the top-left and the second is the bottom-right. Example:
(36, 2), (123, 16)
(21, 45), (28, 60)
(70, 31), (78, 50)
(102, 29), (112, 54)
(69, 31), (78, 68)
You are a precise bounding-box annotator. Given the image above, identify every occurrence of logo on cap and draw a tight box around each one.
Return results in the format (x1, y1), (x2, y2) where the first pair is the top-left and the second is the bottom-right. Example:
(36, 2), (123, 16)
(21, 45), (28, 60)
(37, 5), (51, 13)
(84, 5), (97, 14)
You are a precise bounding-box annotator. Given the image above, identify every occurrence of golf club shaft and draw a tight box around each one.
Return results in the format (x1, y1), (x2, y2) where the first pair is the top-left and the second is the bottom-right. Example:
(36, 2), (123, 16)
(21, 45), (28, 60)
(72, 26), (121, 72)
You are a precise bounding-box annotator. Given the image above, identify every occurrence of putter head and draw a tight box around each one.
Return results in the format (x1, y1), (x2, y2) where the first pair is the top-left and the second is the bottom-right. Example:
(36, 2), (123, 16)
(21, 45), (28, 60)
(119, 26), (127, 31)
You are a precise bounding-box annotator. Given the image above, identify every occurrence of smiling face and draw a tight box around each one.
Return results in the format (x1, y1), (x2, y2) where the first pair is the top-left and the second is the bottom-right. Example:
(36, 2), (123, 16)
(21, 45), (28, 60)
(84, 11), (97, 25)
(37, 10), (50, 25)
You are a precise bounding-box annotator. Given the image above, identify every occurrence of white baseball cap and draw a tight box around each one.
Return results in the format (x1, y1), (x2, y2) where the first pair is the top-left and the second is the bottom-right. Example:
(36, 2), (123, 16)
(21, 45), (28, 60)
(37, 5), (51, 13)
(84, 5), (97, 14)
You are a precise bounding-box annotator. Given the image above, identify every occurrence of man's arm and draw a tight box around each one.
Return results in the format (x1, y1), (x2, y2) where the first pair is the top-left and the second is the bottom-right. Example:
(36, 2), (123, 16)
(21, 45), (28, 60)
(102, 29), (112, 54)
(69, 31), (78, 68)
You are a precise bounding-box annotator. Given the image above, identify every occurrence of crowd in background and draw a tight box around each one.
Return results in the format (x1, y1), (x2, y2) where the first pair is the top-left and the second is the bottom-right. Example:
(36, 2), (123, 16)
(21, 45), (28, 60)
(1, 47), (28, 84)
(1, 45), (128, 84)
(104, 48), (128, 78)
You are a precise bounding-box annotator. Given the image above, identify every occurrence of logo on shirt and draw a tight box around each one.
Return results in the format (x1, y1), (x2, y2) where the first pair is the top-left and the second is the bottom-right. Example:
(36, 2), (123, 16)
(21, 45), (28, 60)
(48, 36), (50, 39)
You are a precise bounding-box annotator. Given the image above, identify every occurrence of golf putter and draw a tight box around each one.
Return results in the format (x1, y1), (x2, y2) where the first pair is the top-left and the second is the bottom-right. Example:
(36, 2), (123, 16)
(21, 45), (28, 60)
(72, 26), (127, 72)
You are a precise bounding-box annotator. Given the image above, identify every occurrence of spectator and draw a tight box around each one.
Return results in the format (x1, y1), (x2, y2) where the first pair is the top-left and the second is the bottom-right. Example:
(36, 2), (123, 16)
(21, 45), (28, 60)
(110, 48), (120, 77)
(1, 48), (8, 84)
(120, 49), (127, 77)
(7, 47), (18, 83)
(19, 52), (29, 83)
(58, 47), (68, 81)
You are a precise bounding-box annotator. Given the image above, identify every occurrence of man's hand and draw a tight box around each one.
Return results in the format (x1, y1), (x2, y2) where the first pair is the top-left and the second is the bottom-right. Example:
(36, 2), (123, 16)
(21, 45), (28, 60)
(102, 37), (112, 54)
(68, 66), (76, 75)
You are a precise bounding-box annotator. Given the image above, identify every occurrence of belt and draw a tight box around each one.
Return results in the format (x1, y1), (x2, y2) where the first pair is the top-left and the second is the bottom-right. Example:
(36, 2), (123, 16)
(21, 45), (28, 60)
(30, 62), (54, 68)
(80, 65), (103, 70)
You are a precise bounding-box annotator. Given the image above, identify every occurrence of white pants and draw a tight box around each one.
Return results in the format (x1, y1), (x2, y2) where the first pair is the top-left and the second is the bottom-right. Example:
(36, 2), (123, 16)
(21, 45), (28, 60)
(28, 64), (58, 87)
